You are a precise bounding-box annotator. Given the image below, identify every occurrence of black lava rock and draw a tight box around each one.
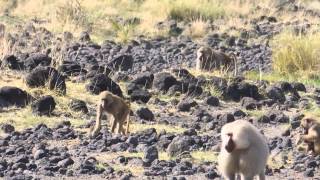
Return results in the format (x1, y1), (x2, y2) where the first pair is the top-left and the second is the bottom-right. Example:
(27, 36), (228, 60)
(0, 86), (33, 108)
(136, 107), (155, 121)
(31, 95), (56, 116)
(86, 74), (123, 97)
(69, 99), (88, 114)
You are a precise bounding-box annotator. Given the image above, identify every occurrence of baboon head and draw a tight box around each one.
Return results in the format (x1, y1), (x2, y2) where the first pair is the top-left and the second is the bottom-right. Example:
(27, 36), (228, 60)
(101, 94), (113, 109)
(197, 46), (211, 61)
(225, 133), (235, 153)
(301, 116), (318, 134)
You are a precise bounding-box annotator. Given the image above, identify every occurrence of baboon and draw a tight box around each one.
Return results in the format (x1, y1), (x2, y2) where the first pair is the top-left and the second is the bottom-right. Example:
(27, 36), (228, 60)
(300, 116), (320, 154)
(218, 120), (269, 180)
(90, 91), (130, 137)
(195, 46), (238, 75)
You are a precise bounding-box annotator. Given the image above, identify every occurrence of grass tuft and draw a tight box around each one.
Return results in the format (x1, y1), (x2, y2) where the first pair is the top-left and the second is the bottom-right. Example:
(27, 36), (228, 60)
(271, 31), (320, 76)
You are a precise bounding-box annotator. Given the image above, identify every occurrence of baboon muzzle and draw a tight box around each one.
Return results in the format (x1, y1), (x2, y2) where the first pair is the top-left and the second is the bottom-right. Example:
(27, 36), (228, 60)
(225, 133), (235, 153)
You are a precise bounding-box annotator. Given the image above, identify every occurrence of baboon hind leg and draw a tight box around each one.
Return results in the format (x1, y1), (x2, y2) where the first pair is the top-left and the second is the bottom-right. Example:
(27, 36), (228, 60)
(110, 115), (117, 134)
(117, 112), (128, 135)
(91, 105), (103, 137)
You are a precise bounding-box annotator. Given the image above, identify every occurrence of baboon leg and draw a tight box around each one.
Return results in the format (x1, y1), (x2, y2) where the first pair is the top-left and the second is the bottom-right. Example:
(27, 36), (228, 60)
(117, 112), (128, 135)
(123, 110), (130, 135)
(259, 171), (266, 180)
(111, 115), (117, 133)
(91, 105), (103, 137)
(241, 175), (253, 180)
(106, 113), (113, 133)
(224, 174), (236, 180)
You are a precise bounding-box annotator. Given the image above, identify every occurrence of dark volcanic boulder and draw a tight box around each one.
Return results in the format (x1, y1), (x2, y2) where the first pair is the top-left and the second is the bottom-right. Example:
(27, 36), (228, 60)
(208, 76), (228, 91)
(266, 111), (289, 123)
(31, 95), (56, 116)
(1, 55), (24, 70)
(171, 68), (195, 80)
(224, 82), (261, 101)
(136, 107), (155, 121)
(131, 72), (154, 89)
(153, 72), (177, 93)
(1, 123), (15, 134)
(177, 99), (197, 112)
(25, 66), (66, 95)
(86, 65), (112, 79)
(291, 82), (306, 92)
(143, 146), (159, 165)
(205, 96), (220, 106)
(58, 61), (87, 76)
(266, 86), (286, 103)
(108, 54), (133, 71)
(69, 99), (88, 114)
(24, 53), (52, 71)
(130, 89), (152, 103)
(167, 136), (194, 157)
(0, 86), (33, 108)
(186, 84), (203, 97)
(86, 74), (123, 97)
(240, 97), (259, 110)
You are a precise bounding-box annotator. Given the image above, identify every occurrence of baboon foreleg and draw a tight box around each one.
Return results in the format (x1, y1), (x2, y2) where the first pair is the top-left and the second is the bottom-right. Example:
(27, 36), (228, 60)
(302, 134), (317, 142)
(224, 174), (236, 180)
(259, 171), (266, 180)
(91, 105), (103, 137)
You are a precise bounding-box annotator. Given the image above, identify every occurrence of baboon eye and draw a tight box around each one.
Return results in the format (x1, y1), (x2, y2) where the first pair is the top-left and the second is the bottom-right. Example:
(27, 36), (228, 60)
(227, 133), (233, 137)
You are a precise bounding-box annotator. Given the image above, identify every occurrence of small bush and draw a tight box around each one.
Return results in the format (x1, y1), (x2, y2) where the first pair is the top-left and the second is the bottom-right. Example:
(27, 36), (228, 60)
(183, 18), (210, 39)
(272, 31), (320, 75)
(168, 0), (226, 22)
(56, 0), (91, 28)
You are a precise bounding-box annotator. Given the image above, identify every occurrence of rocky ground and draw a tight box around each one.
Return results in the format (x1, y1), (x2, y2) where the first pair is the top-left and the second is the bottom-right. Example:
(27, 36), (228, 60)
(1, 0), (320, 180)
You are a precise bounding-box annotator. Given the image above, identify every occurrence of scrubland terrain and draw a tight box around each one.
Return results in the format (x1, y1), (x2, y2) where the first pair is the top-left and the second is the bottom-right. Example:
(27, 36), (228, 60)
(1, 0), (320, 179)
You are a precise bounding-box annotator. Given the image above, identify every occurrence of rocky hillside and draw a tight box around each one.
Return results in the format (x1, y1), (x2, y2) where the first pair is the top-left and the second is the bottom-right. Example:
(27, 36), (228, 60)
(1, 0), (320, 179)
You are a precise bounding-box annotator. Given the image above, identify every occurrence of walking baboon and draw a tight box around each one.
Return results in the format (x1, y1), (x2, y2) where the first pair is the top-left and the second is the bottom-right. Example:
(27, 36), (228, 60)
(218, 120), (269, 180)
(90, 91), (130, 137)
(196, 46), (238, 76)
(300, 116), (320, 154)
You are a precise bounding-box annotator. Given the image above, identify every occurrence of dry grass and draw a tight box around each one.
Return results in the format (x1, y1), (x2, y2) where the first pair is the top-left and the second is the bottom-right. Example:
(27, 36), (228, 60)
(271, 30), (320, 75)
(0, 71), (97, 130)
(183, 18), (210, 39)
(0, 0), (304, 42)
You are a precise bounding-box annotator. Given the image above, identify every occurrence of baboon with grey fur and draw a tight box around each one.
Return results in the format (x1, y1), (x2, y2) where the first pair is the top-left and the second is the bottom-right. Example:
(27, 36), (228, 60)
(218, 120), (269, 180)
(196, 46), (237, 75)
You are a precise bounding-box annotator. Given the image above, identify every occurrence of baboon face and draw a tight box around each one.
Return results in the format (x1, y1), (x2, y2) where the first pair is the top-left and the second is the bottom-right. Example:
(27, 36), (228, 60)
(301, 117), (317, 134)
(197, 47), (210, 61)
(101, 94), (113, 110)
(225, 133), (235, 153)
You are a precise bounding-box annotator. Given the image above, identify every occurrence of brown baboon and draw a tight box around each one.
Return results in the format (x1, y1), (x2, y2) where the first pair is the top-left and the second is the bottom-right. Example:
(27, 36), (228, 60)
(90, 91), (130, 137)
(195, 46), (238, 76)
(300, 116), (320, 154)
(218, 120), (269, 180)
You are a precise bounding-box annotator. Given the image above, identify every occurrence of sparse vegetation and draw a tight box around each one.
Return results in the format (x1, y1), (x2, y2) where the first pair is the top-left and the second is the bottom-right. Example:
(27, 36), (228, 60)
(1, 0), (311, 43)
(271, 31), (320, 76)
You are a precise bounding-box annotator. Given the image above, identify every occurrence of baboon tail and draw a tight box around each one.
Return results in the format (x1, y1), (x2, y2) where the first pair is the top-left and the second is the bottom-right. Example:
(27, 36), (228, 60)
(229, 52), (238, 76)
